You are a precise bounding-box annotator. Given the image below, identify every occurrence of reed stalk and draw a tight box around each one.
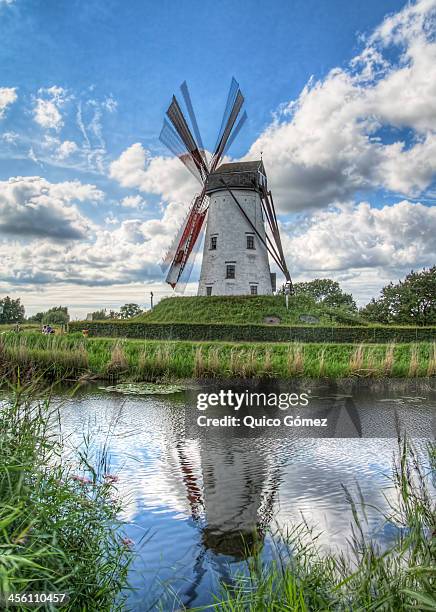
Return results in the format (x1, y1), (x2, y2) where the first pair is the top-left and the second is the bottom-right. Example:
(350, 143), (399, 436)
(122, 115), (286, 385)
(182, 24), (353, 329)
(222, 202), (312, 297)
(383, 343), (395, 376)
(262, 349), (273, 376)
(426, 342), (436, 377)
(194, 346), (206, 377)
(408, 344), (419, 377)
(107, 341), (128, 374)
(207, 347), (220, 376)
(318, 348), (326, 377)
(349, 343), (364, 374)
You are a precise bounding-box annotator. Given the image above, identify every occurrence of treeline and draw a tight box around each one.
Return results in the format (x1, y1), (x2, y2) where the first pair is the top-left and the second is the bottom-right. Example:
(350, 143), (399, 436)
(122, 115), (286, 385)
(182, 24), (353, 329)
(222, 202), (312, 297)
(0, 302), (143, 325)
(360, 266), (435, 326)
(0, 299), (70, 325)
(289, 267), (436, 325)
(88, 304), (144, 320)
(287, 278), (357, 312)
(1, 266), (435, 326)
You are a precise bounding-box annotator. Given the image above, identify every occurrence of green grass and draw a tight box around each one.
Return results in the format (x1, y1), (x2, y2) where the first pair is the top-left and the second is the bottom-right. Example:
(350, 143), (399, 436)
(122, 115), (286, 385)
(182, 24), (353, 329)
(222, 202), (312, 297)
(1, 332), (435, 381)
(0, 323), (41, 332)
(0, 380), (132, 610)
(135, 295), (365, 326)
(207, 439), (436, 611)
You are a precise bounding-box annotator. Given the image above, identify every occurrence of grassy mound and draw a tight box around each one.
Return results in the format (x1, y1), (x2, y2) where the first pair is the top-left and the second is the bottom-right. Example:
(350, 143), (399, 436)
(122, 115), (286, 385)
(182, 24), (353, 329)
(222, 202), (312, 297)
(136, 295), (364, 326)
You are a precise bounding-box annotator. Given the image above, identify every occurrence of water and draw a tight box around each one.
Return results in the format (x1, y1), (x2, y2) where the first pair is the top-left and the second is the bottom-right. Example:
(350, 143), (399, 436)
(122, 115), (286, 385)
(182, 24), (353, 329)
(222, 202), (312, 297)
(55, 380), (435, 611)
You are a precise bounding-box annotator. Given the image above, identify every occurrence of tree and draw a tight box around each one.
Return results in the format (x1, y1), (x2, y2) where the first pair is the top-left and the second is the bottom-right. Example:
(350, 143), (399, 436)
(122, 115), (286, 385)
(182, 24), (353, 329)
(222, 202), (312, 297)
(42, 306), (70, 325)
(88, 309), (109, 320)
(361, 266), (436, 325)
(0, 296), (25, 324)
(119, 303), (143, 319)
(27, 312), (45, 323)
(294, 279), (357, 312)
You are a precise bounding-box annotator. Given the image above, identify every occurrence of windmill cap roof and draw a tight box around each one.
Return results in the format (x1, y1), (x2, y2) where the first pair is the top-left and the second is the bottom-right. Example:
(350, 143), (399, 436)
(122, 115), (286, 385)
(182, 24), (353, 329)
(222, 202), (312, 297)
(212, 160), (265, 175)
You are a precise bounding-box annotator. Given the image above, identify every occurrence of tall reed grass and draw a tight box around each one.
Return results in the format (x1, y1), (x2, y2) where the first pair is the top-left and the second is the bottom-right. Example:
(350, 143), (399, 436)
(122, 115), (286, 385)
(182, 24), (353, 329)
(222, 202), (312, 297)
(0, 380), (132, 610)
(427, 342), (436, 377)
(0, 332), (434, 382)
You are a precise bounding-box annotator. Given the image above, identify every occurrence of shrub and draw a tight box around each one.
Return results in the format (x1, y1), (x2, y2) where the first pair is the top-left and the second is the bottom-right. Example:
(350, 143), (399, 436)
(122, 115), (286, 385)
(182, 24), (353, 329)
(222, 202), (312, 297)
(69, 320), (436, 344)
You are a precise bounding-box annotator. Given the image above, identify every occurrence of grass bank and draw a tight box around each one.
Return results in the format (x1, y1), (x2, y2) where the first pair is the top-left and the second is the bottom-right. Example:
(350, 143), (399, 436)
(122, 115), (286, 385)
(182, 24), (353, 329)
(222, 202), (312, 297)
(0, 381), (132, 610)
(136, 295), (365, 325)
(211, 439), (436, 611)
(1, 332), (435, 381)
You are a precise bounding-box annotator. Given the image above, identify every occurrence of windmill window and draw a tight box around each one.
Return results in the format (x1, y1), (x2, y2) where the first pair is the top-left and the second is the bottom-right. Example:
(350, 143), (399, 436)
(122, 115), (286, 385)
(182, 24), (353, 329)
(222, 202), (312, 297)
(226, 264), (236, 279)
(210, 236), (217, 250)
(206, 286), (212, 296)
(250, 285), (258, 296)
(246, 235), (255, 250)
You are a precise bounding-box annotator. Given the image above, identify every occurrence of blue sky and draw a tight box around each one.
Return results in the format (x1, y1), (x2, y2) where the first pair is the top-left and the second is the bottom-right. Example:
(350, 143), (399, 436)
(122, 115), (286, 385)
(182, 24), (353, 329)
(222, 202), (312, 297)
(1, 0), (404, 159)
(0, 0), (435, 317)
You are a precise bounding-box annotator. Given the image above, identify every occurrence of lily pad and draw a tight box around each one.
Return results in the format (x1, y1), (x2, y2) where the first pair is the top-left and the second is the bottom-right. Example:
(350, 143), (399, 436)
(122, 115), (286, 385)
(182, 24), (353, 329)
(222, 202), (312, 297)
(99, 382), (187, 395)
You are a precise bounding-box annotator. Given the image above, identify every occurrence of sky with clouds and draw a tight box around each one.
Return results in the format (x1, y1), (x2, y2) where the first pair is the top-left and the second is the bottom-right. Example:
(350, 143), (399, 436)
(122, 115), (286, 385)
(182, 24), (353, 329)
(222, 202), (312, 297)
(0, 0), (435, 317)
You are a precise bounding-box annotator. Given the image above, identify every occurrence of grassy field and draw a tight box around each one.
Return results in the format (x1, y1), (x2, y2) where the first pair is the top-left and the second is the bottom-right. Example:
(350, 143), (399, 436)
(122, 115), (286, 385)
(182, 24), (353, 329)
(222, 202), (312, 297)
(1, 331), (435, 381)
(0, 381), (131, 610)
(136, 295), (365, 326)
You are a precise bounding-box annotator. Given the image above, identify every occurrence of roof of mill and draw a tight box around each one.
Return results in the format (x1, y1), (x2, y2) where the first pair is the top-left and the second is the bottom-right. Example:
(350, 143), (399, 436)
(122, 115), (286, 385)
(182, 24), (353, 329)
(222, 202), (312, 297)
(212, 160), (264, 174)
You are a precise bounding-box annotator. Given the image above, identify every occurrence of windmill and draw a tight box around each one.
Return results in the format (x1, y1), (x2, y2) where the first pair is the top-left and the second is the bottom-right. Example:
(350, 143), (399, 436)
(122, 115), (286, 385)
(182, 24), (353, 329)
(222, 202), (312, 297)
(160, 78), (293, 295)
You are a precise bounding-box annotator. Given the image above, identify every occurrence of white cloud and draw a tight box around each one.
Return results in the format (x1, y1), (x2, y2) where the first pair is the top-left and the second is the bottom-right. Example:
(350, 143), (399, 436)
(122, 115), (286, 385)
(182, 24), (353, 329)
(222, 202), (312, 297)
(377, 135), (436, 195)
(72, 96), (118, 173)
(33, 86), (68, 131)
(33, 99), (62, 130)
(0, 176), (102, 240)
(270, 198), (435, 305)
(0, 87), (17, 118)
(104, 213), (119, 225)
(57, 140), (78, 160)
(28, 147), (39, 164)
(244, 0), (436, 211)
(0, 180), (186, 289)
(103, 96), (117, 112)
(282, 200), (436, 274)
(1, 131), (19, 144)
(109, 143), (198, 203)
(120, 194), (146, 209)
(11, 90), (118, 173)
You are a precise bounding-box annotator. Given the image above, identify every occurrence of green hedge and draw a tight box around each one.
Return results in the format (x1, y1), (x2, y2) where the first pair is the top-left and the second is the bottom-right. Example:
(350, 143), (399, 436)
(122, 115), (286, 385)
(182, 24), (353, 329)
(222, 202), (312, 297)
(69, 321), (436, 343)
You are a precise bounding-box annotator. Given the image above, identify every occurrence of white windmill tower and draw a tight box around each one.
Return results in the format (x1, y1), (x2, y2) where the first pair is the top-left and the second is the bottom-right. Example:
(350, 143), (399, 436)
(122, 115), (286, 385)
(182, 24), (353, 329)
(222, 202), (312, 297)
(160, 78), (293, 295)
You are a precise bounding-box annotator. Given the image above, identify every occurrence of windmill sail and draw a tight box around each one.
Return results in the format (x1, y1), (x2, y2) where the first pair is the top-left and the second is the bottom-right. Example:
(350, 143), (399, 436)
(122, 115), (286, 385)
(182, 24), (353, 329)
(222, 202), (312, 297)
(159, 78), (247, 290)
(180, 81), (208, 171)
(166, 96), (208, 181)
(213, 77), (240, 157)
(175, 211), (207, 293)
(164, 191), (208, 288)
(222, 110), (247, 158)
(159, 119), (204, 184)
(211, 91), (244, 171)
